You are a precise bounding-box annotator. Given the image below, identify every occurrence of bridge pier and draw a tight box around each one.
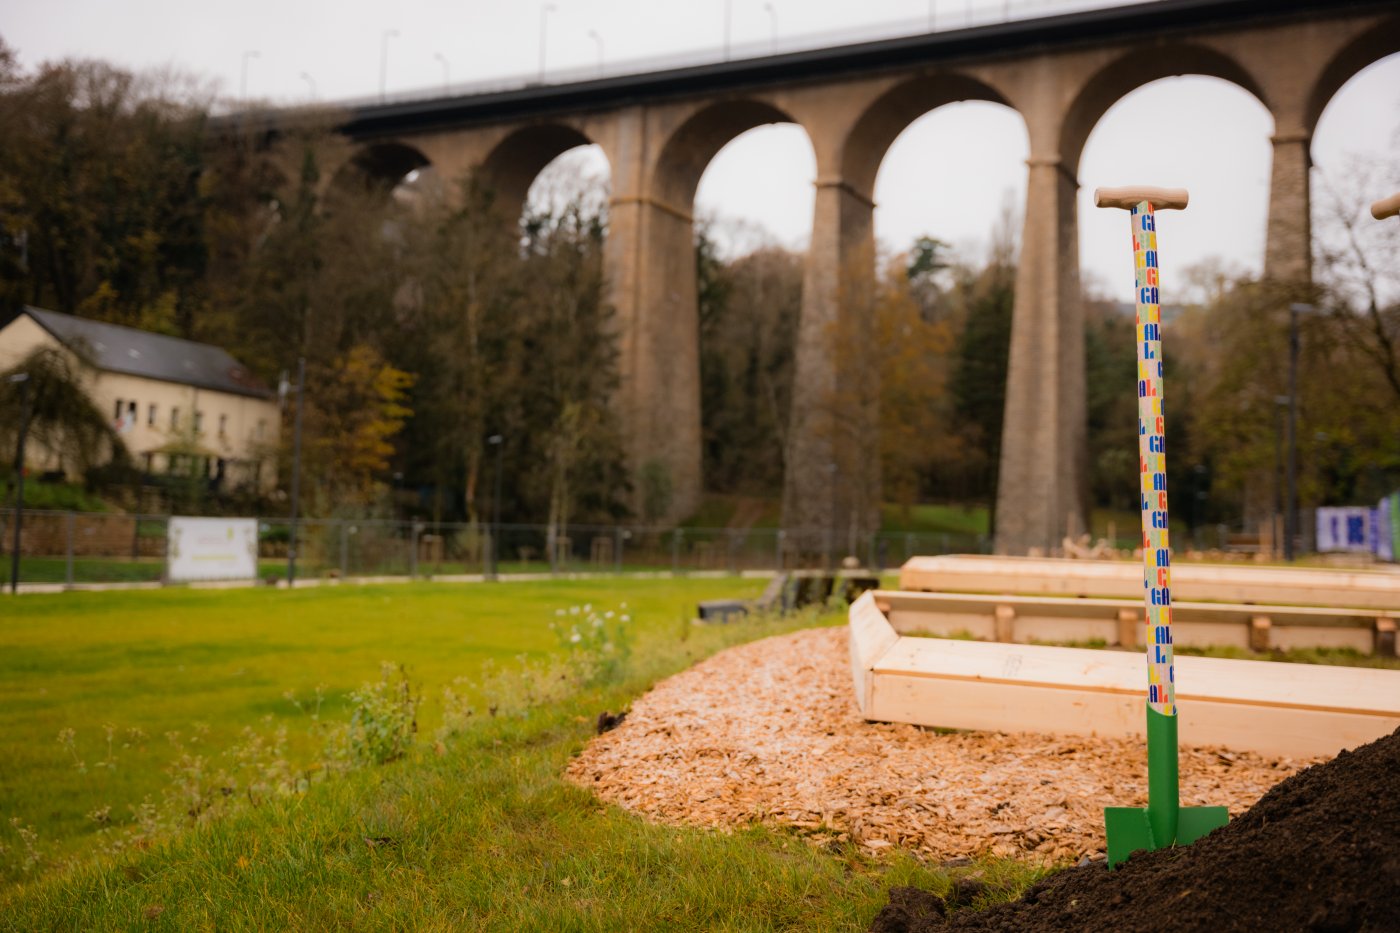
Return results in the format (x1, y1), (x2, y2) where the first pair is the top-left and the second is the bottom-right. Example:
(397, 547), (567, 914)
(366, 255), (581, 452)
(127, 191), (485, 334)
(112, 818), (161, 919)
(1264, 129), (1313, 288)
(995, 156), (1089, 555)
(782, 177), (881, 553)
(607, 189), (704, 526)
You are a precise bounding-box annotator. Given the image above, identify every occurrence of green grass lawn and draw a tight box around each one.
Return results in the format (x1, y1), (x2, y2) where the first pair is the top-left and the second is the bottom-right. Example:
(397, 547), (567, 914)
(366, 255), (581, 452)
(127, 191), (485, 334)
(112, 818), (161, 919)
(0, 578), (1042, 929)
(0, 578), (760, 868)
(879, 503), (989, 536)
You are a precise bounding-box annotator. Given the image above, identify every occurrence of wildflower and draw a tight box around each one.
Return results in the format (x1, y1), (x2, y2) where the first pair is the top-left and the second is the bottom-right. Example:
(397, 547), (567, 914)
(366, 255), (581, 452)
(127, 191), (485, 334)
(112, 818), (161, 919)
(569, 631), (582, 644)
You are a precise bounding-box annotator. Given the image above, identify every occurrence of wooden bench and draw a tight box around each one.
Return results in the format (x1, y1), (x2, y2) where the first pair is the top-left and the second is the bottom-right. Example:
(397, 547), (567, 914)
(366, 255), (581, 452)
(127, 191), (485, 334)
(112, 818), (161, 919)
(872, 589), (1398, 656)
(849, 591), (1400, 759)
(900, 554), (1400, 612)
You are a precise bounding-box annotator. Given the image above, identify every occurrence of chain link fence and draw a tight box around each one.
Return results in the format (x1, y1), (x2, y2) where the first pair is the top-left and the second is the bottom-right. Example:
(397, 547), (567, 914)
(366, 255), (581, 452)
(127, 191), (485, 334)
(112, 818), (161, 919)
(0, 509), (993, 588)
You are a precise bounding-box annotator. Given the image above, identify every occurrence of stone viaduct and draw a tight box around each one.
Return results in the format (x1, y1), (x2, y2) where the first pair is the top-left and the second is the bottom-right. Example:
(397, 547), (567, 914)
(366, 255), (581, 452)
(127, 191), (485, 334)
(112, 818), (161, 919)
(311, 0), (1398, 553)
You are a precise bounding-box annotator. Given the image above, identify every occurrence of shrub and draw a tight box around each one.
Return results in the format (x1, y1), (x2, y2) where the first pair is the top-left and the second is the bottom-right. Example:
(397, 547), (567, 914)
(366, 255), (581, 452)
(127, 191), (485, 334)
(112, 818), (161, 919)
(329, 663), (420, 767)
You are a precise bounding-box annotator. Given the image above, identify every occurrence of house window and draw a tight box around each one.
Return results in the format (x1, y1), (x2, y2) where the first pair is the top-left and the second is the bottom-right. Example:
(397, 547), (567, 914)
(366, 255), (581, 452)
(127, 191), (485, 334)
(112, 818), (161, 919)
(148, 403), (157, 426)
(171, 407), (180, 430)
(113, 398), (124, 419)
(127, 400), (136, 420)
(256, 419), (266, 441)
(194, 411), (203, 432)
(218, 414), (228, 437)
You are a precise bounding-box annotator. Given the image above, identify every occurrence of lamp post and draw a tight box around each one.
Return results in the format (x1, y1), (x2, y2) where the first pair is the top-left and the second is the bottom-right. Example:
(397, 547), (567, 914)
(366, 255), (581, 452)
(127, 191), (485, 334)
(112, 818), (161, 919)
(538, 5), (557, 83)
(723, 0), (733, 60)
(299, 71), (316, 100)
(240, 50), (260, 103)
(586, 30), (604, 74)
(281, 358), (306, 586)
(380, 29), (400, 102)
(7, 373), (30, 595)
(433, 52), (449, 94)
(1284, 302), (1314, 562)
(762, 2), (778, 53)
(488, 434), (504, 579)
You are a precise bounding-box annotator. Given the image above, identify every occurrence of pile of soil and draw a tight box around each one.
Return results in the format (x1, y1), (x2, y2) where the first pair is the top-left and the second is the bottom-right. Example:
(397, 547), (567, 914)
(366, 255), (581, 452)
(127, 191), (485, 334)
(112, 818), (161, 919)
(871, 726), (1400, 932)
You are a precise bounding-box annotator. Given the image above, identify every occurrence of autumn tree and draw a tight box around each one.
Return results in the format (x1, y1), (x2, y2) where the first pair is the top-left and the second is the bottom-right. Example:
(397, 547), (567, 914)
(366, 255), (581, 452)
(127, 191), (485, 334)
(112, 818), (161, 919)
(0, 48), (211, 330)
(301, 344), (414, 511)
(696, 228), (801, 496)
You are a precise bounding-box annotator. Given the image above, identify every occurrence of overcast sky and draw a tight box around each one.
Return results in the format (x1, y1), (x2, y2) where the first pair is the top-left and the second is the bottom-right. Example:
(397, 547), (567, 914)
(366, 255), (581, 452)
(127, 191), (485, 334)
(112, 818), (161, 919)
(4, 0), (1398, 299)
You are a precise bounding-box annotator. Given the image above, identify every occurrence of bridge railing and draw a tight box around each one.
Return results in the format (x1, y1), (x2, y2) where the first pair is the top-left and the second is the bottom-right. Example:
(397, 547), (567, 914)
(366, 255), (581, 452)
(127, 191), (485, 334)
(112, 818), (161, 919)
(220, 0), (1165, 114)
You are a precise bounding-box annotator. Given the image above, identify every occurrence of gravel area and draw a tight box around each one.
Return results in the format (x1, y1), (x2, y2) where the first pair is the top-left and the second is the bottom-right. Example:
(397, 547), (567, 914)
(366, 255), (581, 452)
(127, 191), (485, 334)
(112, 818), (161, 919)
(566, 627), (1319, 862)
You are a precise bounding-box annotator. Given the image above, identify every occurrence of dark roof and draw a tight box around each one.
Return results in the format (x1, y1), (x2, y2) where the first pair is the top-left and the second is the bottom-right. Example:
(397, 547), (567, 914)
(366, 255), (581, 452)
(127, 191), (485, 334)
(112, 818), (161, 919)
(19, 307), (273, 400)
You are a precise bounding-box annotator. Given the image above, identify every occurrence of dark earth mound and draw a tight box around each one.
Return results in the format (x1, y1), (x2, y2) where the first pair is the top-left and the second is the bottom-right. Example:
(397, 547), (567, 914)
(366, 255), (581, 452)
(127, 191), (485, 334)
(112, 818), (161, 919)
(871, 727), (1400, 933)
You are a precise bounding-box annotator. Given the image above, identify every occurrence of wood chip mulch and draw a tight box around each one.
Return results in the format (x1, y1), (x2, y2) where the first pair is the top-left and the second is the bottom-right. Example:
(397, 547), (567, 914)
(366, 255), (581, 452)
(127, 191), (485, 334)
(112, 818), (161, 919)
(565, 627), (1321, 863)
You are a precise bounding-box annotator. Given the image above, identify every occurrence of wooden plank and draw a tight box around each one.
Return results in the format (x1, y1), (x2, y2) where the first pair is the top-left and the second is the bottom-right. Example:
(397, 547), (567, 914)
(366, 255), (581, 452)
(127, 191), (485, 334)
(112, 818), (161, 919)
(872, 589), (1391, 654)
(1376, 617), (1397, 657)
(866, 670), (1395, 758)
(860, 631), (1400, 758)
(848, 590), (899, 716)
(874, 636), (1398, 715)
(900, 554), (1400, 611)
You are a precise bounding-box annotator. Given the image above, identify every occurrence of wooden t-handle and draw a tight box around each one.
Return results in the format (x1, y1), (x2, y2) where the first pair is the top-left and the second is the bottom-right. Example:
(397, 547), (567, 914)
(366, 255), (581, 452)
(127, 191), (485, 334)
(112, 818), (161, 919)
(1094, 186), (1189, 211)
(1372, 192), (1400, 220)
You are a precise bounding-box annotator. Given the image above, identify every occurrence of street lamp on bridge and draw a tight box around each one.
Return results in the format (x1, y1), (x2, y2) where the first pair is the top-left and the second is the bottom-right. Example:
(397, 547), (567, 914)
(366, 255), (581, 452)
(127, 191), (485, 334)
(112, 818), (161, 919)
(240, 50), (260, 103)
(434, 53), (450, 94)
(538, 5), (558, 83)
(587, 30), (605, 74)
(380, 29), (400, 102)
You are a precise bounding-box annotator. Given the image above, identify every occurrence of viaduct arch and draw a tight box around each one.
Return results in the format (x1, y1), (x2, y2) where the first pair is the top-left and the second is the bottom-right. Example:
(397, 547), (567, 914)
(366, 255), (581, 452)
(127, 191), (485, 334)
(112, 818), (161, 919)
(313, 0), (1398, 553)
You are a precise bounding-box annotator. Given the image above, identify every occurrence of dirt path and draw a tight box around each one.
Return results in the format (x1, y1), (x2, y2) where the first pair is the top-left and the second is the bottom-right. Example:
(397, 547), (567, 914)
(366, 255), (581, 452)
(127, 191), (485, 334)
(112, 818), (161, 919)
(567, 627), (1317, 862)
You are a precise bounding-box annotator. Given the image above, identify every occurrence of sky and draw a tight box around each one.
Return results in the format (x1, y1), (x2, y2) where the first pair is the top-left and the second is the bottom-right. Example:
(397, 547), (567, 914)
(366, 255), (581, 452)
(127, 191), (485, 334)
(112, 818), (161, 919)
(4, 0), (1398, 299)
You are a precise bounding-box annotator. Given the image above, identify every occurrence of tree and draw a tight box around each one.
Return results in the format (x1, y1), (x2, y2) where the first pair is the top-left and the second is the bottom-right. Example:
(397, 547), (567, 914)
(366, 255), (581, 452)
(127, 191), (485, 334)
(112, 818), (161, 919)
(0, 53), (211, 330)
(872, 251), (959, 514)
(302, 344), (414, 511)
(946, 249), (1015, 514)
(0, 346), (126, 477)
(696, 229), (801, 497)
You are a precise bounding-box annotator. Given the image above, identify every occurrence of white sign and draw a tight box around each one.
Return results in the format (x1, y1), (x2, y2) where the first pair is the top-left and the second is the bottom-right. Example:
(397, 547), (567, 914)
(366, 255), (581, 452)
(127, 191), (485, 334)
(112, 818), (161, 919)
(166, 517), (259, 582)
(1315, 507), (1375, 554)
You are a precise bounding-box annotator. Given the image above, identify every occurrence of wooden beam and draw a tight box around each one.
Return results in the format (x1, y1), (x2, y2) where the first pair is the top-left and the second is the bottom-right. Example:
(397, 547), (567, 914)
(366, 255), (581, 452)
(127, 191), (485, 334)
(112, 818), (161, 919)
(900, 555), (1400, 612)
(874, 589), (1391, 655)
(849, 595), (1400, 759)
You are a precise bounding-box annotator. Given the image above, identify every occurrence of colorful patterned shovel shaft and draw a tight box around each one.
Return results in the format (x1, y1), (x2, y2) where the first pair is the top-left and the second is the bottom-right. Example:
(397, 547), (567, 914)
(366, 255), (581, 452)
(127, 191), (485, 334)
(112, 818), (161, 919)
(1133, 201), (1175, 717)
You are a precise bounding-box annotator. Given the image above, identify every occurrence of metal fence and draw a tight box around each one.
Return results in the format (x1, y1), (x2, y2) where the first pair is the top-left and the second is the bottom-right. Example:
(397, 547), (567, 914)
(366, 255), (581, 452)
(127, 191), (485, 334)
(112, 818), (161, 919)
(0, 509), (992, 588)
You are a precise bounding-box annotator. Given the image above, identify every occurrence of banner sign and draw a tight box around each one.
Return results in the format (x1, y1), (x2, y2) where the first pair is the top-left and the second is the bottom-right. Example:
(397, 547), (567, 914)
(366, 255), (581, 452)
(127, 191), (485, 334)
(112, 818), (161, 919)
(166, 517), (259, 582)
(1315, 507), (1375, 554)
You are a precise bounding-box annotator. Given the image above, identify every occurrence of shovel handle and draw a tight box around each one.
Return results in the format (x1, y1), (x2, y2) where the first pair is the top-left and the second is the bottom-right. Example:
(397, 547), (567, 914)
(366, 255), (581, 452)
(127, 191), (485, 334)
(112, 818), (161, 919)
(1372, 192), (1400, 220)
(1095, 186), (1189, 211)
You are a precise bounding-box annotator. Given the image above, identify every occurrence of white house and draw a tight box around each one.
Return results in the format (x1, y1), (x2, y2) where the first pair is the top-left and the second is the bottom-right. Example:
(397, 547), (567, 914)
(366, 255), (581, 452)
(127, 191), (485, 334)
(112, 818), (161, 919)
(0, 307), (281, 491)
